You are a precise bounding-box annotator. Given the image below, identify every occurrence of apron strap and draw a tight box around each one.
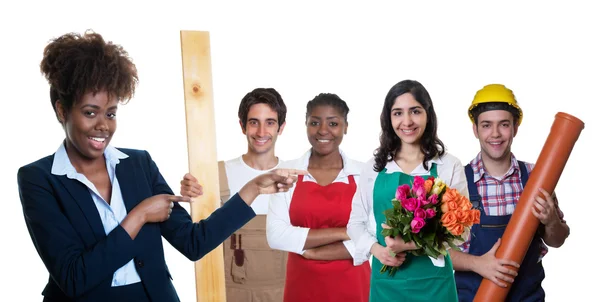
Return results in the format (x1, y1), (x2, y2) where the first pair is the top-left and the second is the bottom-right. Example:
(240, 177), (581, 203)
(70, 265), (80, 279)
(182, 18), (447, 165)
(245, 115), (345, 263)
(464, 164), (482, 209)
(218, 160), (230, 206)
(429, 162), (438, 177)
(518, 160), (529, 187)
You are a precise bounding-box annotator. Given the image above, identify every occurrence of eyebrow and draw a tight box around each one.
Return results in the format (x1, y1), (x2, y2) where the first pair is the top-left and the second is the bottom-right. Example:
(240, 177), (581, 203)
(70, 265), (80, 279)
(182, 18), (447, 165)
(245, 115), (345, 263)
(248, 117), (278, 122)
(80, 104), (118, 110)
(480, 119), (511, 124)
(391, 106), (423, 111)
(309, 116), (341, 120)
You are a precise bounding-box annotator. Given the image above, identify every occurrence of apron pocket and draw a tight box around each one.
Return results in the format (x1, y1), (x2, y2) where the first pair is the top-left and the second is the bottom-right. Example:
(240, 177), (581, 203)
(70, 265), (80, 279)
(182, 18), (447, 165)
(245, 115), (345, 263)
(252, 287), (285, 302)
(480, 224), (507, 228)
(231, 254), (248, 284)
(224, 232), (287, 283)
(243, 240), (286, 282)
(226, 287), (252, 302)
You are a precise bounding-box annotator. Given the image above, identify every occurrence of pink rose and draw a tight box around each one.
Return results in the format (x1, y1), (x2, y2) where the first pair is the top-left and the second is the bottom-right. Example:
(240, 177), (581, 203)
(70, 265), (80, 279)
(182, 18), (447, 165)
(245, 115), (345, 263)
(428, 193), (439, 205)
(413, 176), (425, 188)
(395, 184), (411, 201)
(425, 208), (436, 219)
(414, 208), (426, 219)
(421, 194), (431, 205)
(414, 186), (426, 200)
(412, 177), (426, 199)
(401, 197), (420, 212)
(410, 217), (426, 233)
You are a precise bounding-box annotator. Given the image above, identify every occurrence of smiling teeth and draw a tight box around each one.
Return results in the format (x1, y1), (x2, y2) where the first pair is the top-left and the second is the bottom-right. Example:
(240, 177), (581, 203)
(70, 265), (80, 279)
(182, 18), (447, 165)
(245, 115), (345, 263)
(402, 129), (415, 133)
(90, 137), (105, 142)
(318, 139), (330, 143)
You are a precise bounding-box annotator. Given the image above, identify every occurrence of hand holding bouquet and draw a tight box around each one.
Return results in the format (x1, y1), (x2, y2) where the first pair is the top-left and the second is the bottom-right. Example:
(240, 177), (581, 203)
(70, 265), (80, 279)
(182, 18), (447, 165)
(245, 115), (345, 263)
(380, 176), (480, 276)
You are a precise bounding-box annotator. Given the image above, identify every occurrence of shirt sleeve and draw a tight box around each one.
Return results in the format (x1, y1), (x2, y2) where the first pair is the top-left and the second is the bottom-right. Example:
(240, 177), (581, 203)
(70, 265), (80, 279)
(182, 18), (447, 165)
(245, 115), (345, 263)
(347, 160), (378, 266)
(445, 154), (471, 251)
(342, 239), (356, 258)
(448, 155), (469, 199)
(266, 188), (310, 254)
(17, 165), (137, 299)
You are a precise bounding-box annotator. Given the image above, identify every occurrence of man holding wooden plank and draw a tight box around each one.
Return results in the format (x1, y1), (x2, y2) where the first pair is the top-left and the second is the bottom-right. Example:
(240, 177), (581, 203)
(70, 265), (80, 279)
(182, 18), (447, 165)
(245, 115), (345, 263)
(183, 88), (289, 301)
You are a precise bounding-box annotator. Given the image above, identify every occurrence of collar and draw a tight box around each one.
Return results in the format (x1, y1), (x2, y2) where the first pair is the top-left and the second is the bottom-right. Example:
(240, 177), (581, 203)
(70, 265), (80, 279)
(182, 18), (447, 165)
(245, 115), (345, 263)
(383, 155), (444, 174)
(296, 148), (362, 176)
(51, 141), (129, 177)
(470, 152), (520, 182)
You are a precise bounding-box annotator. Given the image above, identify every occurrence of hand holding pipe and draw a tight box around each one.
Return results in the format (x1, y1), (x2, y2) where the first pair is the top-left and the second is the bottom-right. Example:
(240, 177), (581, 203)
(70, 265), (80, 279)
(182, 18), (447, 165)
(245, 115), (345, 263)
(474, 112), (584, 302)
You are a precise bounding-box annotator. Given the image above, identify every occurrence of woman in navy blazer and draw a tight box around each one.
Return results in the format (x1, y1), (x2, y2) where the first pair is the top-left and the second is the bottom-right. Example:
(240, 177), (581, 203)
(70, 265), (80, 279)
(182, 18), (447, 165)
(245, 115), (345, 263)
(17, 30), (304, 302)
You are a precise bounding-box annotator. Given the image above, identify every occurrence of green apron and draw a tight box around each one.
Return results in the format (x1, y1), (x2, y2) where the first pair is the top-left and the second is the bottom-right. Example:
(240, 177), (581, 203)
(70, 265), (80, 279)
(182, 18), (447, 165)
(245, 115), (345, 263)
(370, 163), (458, 302)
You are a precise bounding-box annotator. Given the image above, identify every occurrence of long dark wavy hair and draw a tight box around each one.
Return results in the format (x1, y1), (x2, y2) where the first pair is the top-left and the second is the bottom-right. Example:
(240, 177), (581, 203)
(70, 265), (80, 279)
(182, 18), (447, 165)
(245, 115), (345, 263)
(373, 80), (446, 172)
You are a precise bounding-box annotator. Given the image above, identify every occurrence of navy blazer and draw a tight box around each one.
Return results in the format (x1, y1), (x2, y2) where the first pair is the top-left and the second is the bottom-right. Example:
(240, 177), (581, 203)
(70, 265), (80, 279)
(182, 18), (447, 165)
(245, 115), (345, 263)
(17, 148), (256, 302)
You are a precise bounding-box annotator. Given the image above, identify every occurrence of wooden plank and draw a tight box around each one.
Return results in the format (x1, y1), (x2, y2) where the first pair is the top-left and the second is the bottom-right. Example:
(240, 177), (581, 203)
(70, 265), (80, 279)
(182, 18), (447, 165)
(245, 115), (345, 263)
(180, 30), (226, 302)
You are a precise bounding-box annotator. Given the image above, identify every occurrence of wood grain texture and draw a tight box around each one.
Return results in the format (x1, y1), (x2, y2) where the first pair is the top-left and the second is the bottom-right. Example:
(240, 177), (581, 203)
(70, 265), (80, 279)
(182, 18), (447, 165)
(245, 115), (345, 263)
(180, 30), (226, 302)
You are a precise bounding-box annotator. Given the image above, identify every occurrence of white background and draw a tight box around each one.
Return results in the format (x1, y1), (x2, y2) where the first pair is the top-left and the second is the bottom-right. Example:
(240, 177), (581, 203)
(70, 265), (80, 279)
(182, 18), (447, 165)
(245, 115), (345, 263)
(1, 1), (597, 301)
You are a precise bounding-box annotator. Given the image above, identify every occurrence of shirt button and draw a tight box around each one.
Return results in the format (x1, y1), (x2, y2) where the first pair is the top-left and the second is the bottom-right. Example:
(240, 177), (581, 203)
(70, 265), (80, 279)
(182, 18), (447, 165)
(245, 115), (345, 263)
(137, 260), (144, 268)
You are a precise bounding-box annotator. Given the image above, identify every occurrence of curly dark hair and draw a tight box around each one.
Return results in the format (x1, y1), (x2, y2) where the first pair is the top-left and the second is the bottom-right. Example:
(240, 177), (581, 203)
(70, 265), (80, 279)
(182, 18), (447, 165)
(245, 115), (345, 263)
(373, 80), (446, 172)
(305, 93), (350, 122)
(40, 30), (138, 121)
(238, 88), (287, 131)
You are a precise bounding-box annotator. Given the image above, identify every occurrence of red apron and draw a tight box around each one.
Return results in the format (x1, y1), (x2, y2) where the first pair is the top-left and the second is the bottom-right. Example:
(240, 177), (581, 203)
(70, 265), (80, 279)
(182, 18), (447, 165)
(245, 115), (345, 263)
(285, 175), (370, 302)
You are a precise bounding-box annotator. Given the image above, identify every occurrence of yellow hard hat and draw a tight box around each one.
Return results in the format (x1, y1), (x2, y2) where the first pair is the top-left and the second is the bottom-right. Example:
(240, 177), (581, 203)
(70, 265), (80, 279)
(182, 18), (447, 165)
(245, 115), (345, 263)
(468, 84), (523, 126)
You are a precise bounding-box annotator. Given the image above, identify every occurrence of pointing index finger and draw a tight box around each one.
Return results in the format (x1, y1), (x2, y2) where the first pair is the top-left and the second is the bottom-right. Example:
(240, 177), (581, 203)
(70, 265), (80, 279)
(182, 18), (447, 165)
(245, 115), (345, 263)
(171, 195), (192, 203)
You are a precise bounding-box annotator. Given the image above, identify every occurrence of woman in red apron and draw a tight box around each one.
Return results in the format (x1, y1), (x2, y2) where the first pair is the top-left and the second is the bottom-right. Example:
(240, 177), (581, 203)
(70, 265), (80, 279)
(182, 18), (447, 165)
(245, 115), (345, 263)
(267, 93), (370, 302)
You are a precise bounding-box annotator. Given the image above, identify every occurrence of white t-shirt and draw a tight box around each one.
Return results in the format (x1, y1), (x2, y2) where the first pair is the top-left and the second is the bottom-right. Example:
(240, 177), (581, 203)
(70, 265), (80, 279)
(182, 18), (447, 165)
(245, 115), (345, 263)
(224, 156), (281, 215)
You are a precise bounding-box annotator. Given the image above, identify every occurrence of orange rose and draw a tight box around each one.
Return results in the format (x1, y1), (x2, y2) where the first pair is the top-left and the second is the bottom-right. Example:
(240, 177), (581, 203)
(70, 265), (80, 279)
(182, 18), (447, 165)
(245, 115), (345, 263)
(457, 196), (472, 211)
(455, 210), (470, 224)
(447, 223), (465, 236)
(441, 211), (458, 228)
(424, 179), (433, 194)
(469, 209), (481, 224)
(441, 200), (458, 213)
(442, 188), (460, 204)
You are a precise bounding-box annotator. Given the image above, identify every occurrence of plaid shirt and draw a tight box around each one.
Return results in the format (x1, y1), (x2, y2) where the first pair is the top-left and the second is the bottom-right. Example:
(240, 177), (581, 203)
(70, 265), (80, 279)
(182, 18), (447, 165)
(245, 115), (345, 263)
(459, 152), (565, 261)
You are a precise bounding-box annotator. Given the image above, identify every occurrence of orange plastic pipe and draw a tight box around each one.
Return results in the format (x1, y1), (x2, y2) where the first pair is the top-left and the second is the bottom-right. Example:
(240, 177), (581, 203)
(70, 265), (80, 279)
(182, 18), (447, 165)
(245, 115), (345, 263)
(474, 112), (584, 302)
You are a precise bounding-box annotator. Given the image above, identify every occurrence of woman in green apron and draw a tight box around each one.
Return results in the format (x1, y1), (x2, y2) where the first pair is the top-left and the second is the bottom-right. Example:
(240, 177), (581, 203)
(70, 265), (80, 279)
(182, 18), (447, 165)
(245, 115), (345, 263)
(347, 80), (470, 302)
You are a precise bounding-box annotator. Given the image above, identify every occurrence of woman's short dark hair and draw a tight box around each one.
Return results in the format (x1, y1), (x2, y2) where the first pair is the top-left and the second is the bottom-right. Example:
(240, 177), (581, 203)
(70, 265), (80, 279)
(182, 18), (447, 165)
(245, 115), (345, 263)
(40, 30), (138, 121)
(305, 93), (350, 122)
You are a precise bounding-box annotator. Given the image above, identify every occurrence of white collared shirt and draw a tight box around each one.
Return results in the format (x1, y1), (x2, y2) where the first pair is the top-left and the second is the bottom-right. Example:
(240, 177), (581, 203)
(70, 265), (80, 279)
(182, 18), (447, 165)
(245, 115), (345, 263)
(51, 143), (141, 287)
(266, 149), (364, 258)
(347, 152), (469, 266)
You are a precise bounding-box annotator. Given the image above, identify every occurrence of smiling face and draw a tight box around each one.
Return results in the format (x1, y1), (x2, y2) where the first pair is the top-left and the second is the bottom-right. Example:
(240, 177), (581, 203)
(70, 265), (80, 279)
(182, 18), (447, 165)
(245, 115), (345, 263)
(473, 109), (518, 163)
(390, 93), (427, 147)
(56, 90), (117, 164)
(241, 103), (285, 156)
(306, 105), (347, 156)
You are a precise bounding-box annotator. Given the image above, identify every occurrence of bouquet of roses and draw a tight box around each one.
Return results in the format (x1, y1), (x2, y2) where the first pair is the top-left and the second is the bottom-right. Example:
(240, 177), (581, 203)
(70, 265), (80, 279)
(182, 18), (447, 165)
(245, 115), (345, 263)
(380, 176), (480, 276)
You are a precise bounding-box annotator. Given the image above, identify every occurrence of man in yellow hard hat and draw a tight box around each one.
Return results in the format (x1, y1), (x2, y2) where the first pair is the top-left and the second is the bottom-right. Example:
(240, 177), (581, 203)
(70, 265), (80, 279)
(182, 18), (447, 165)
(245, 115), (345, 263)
(450, 84), (570, 301)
